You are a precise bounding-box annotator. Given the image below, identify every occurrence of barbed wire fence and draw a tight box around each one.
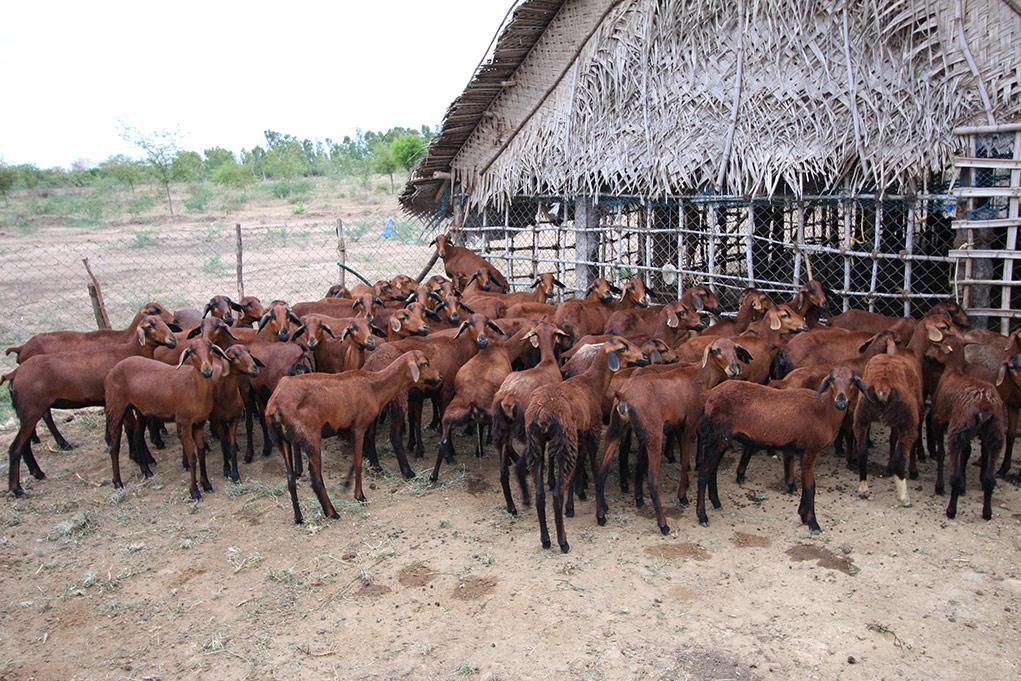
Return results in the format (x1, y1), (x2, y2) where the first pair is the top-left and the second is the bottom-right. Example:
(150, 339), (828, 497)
(0, 219), (444, 357)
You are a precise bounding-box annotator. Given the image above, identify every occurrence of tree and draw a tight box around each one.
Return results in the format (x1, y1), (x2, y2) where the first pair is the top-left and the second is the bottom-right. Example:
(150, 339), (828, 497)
(171, 150), (206, 182)
(390, 134), (428, 172)
(373, 141), (398, 192)
(120, 124), (180, 215)
(211, 159), (254, 192)
(203, 147), (236, 173)
(99, 155), (143, 191)
(0, 164), (14, 206)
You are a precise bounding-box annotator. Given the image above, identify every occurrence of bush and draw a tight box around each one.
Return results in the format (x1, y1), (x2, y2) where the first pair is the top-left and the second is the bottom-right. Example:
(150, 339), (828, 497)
(129, 229), (158, 249)
(183, 183), (214, 212)
(268, 179), (312, 200)
(126, 192), (158, 216)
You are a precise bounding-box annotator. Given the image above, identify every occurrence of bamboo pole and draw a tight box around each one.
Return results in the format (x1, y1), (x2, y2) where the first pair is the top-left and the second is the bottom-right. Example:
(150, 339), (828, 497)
(843, 202), (852, 312)
(793, 203), (805, 286)
(904, 203), (915, 317)
(235, 223), (245, 299)
(869, 203), (883, 312)
(82, 258), (111, 330)
(707, 203), (718, 291)
(745, 204), (755, 285)
(677, 200), (686, 298)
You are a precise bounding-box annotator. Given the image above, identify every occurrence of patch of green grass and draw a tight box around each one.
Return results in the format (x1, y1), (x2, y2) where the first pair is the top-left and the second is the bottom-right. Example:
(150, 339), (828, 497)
(125, 191), (158, 216)
(224, 480), (284, 498)
(456, 661), (479, 679)
(292, 204), (306, 215)
(201, 224), (225, 243)
(202, 254), (228, 275)
(0, 389), (14, 426)
(348, 219), (374, 243)
(266, 568), (304, 588)
(129, 229), (158, 249)
(97, 598), (134, 617)
(184, 183), (214, 212)
(265, 226), (289, 246)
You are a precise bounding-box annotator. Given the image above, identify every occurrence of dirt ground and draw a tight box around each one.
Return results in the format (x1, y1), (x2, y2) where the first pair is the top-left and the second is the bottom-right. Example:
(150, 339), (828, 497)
(1, 410), (1020, 681)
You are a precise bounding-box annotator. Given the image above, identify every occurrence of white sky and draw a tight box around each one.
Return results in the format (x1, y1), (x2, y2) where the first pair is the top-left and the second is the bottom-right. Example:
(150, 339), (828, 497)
(0, 0), (512, 168)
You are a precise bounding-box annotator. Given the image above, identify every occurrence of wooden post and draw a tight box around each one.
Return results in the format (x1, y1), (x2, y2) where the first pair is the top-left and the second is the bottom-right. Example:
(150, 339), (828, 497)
(869, 203), (883, 312)
(336, 218), (347, 288)
(1002, 129), (1021, 333)
(707, 203), (718, 292)
(235, 223), (245, 299)
(843, 202), (852, 312)
(574, 196), (599, 297)
(745, 203), (755, 285)
(793, 203), (804, 287)
(677, 200), (686, 298)
(82, 258), (111, 330)
(904, 203), (914, 317)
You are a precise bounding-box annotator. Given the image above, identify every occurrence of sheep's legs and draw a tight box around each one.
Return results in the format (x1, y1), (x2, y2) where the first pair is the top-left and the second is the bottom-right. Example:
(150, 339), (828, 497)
(644, 431), (670, 535)
(996, 407), (1017, 478)
(676, 428), (695, 506)
(552, 442), (576, 553)
(195, 425), (213, 493)
(307, 442), (339, 519)
(531, 433), (551, 550)
(42, 409), (73, 450)
(595, 432), (622, 526)
(618, 429), (632, 493)
(180, 421), (201, 501)
(280, 438), (303, 524)
(434, 403), (471, 482)
(797, 450), (821, 533)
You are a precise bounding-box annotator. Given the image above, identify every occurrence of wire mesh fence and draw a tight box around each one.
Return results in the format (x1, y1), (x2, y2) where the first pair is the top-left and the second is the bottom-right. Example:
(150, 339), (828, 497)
(0, 220), (443, 354)
(460, 194), (957, 318)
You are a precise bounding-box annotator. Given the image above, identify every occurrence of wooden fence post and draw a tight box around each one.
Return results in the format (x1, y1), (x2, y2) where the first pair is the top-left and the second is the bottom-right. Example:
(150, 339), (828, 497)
(336, 218), (347, 288)
(574, 196), (599, 297)
(82, 258), (111, 330)
(235, 223), (244, 299)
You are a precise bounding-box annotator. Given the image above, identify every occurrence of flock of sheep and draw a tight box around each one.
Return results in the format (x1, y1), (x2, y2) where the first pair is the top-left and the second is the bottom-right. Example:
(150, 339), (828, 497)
(4, 234), (1019, 552)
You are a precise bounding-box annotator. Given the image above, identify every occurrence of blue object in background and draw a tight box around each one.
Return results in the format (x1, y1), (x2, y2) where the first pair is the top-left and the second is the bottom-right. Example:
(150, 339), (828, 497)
(382, 217), (397, 239)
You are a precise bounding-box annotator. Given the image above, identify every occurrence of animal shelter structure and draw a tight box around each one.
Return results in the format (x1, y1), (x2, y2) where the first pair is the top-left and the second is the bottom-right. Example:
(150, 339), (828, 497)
(401, 0), (1021, 329)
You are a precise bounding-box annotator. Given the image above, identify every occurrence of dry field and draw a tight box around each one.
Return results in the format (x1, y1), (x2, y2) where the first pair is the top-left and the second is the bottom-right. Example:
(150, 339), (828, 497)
(1, 408), (1020, 680)
(2, 181), (1021, 680)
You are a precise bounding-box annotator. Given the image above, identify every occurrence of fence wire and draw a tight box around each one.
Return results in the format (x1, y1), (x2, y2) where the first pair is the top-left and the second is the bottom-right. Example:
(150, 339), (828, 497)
(0, 220), (442, 355)
(461, 194), (957, 319)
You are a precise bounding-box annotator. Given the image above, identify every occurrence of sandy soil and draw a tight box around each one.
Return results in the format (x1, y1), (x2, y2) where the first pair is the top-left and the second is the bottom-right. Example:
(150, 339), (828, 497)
(1, 410), (1020, 681)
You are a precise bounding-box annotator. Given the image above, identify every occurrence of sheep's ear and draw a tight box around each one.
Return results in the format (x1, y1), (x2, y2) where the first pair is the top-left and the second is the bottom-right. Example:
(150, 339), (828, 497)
(176, 347), (193, 368)
(926, 324), (943, 342)
(352, 299), (364, 310)
(186, 326), (202, 339)
(734, 344), (754, 364)
(527, 332), (540, 348)
(692, 295), (705, 312)
(428, 238), (437, 247)
(167, 322), (183, 332)
(137, 326), (147, 346)
(486, 320), (506, 335)
(769, 312), (782, 331)
(851, 374), (869, 395)
(252, 355), (266, 368)
(607, 350), (621, 372)
(221, 324), (239, 340)
(321, 323), (336, 339)
(424, 308), (441, 321)
(291, 325), (306, 340)
(553, 278), (566, 288)
(202, 303), (213, 318)
(228, 299), (245, 312)
(211, 344), (230, 360)
(453, 321), (470, 339)
(996, 362), (1008, 386)
(648, 348), (663, 364)
(390, 317), (402, 332)
(814, 372), (834, 399)
(340, 326), (353, 341)
(409, 360), (421, 384)
(530, 279), (540, 289)
(370, 325), (388, 338)
(701, 345), (712, 368)
(459, 301), (475, 314)
(406, 291), (418, 302)
(857, 335), (876, 354)
(666, 308), (680, 328)
(257, 312), (272, 329)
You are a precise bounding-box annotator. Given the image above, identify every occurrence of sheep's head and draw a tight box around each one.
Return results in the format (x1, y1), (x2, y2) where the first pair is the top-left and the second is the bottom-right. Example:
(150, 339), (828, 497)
(258, 300), (302, 342)
(341, 317), (386, 351)
(140, 302), (176, 326)
(532, 273), (566, 300)
(619, 276), (650, 308)
(794, 280), (828, 313)
(996, 354), (1021, 388)
(185, 317), (239, 345)
(203, 295), (243, 327)
(640, 338), (679, 365)
(454, 313), (505, 349)
(765, 304), (808, 334)
(403, 350), (442, 387)
(324, 284), (351, 299)
(701, 337), (753, 378)
(687, 285), (723, 315)
(236, 296), (265, 326)
(137, 315), (179, 349)
(664, 300), (704, 331)
(390, 302), (433, 337)
(433, 289), (470, 326)
(930, 300), (970, 329)
(430, 234), (450, 257)
(389, 274), (418, 299)
(815, 367), (865, 411)
(351, 293), (383, 320)
(603, 336), (649, 372)
(298, 315), (339, 350)
(521, 320), (569, 353)
(223, 344), (263, 377)
(176, 339), (226, 379)
(585, 278), (621, 304)
(464, 269), (498, 292)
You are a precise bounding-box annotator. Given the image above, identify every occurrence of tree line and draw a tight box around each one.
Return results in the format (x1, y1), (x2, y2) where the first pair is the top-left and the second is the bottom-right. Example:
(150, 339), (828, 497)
(0, 125), (433, 212)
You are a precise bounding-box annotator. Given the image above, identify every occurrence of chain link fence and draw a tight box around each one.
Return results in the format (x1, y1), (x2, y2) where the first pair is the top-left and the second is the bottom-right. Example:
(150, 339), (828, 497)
(461, 193), (957, 318)
(0, 220), (443, 357)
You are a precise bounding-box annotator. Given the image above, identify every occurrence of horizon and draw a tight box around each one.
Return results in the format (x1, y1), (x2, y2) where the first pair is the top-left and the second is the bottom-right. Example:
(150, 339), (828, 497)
(0, 0), (511, 169)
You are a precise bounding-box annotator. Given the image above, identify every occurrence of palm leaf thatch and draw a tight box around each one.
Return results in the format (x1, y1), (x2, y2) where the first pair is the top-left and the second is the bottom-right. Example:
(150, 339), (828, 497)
(401, 0), (1021, 219)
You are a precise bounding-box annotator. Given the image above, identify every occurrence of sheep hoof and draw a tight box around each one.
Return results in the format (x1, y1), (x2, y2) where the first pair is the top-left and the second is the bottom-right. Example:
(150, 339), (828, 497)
(328, 511), (340, 520)
(857, 481), (869, 497)
(13, 486), (26, 497)
(659, 524), (670, 535)
(946, 509), (956, 519)
(699, 519), (709, 528)
(809, 524), (822, 535)
(202, 481), (214, 493)
(677, 495), (689, 507)
(565, 507), (574, 518)
(596, 516), (606, 526)
(541, 538), (552, 549)
(190, 489), (202, 501)
(508, 507), (518, 516)
(294, 516), (304, 525)
(32, 470), (47, 481)
(559, 542), (570, 554)
(786, 483), (797, 494)
(982, 509), (992, 521)
(909, 470), (919, 480)
(428, 473), (439, 483)
(735, 474), (746, 484)
(243, 454), (254, 464)
(58, 442), (74, 451)
(230, 473), (240, 484)
(634, 497), (645, 509)
(113, 481), (124, 490)
(576, 489), (587, 501)
(355, 494), (367, 503)
(402, 469), (417, 480)
(935, 485), (944, 496)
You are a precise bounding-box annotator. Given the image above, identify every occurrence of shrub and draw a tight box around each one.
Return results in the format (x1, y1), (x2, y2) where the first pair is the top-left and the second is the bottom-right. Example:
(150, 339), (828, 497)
(126, 192), (158, 216)
(184, 183), (214, 212)
(129, 229), (158, 249)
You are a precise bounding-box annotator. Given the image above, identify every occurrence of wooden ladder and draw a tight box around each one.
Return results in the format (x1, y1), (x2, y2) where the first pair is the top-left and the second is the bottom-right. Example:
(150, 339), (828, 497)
(948, 123), (1021, 334)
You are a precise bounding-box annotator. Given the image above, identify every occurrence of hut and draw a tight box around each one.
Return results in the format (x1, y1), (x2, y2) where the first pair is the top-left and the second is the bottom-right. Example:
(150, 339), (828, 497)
(401, 0), (1021, 329)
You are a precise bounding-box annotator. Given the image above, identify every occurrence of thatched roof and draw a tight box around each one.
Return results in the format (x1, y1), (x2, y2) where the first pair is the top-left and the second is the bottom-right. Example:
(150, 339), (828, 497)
(401, 0), (1021, 220)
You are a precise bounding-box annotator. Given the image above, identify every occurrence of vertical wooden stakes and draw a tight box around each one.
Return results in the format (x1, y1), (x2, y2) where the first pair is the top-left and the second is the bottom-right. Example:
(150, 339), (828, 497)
(336, 218), (347, 289)
(82, 258), (111, 330)
(235, 223), (245, 300)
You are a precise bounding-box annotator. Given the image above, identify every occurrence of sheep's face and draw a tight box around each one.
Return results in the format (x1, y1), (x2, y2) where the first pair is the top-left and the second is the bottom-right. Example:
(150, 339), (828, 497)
(585, 278), (621, 304)
(702, 337), (752, 378)
(258, 302), (302, 342)
(640, 338), (679, 365)
(138, 315), (179, 349)
(620, 277), (649, 308)
(665, 301), (704, 331)
(816, 367), (865, 411)
(225, 345), (263, 377)
(688, 285), (723, 315)
(766, 304), (808, 334)
(603, 336), (648, 371)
